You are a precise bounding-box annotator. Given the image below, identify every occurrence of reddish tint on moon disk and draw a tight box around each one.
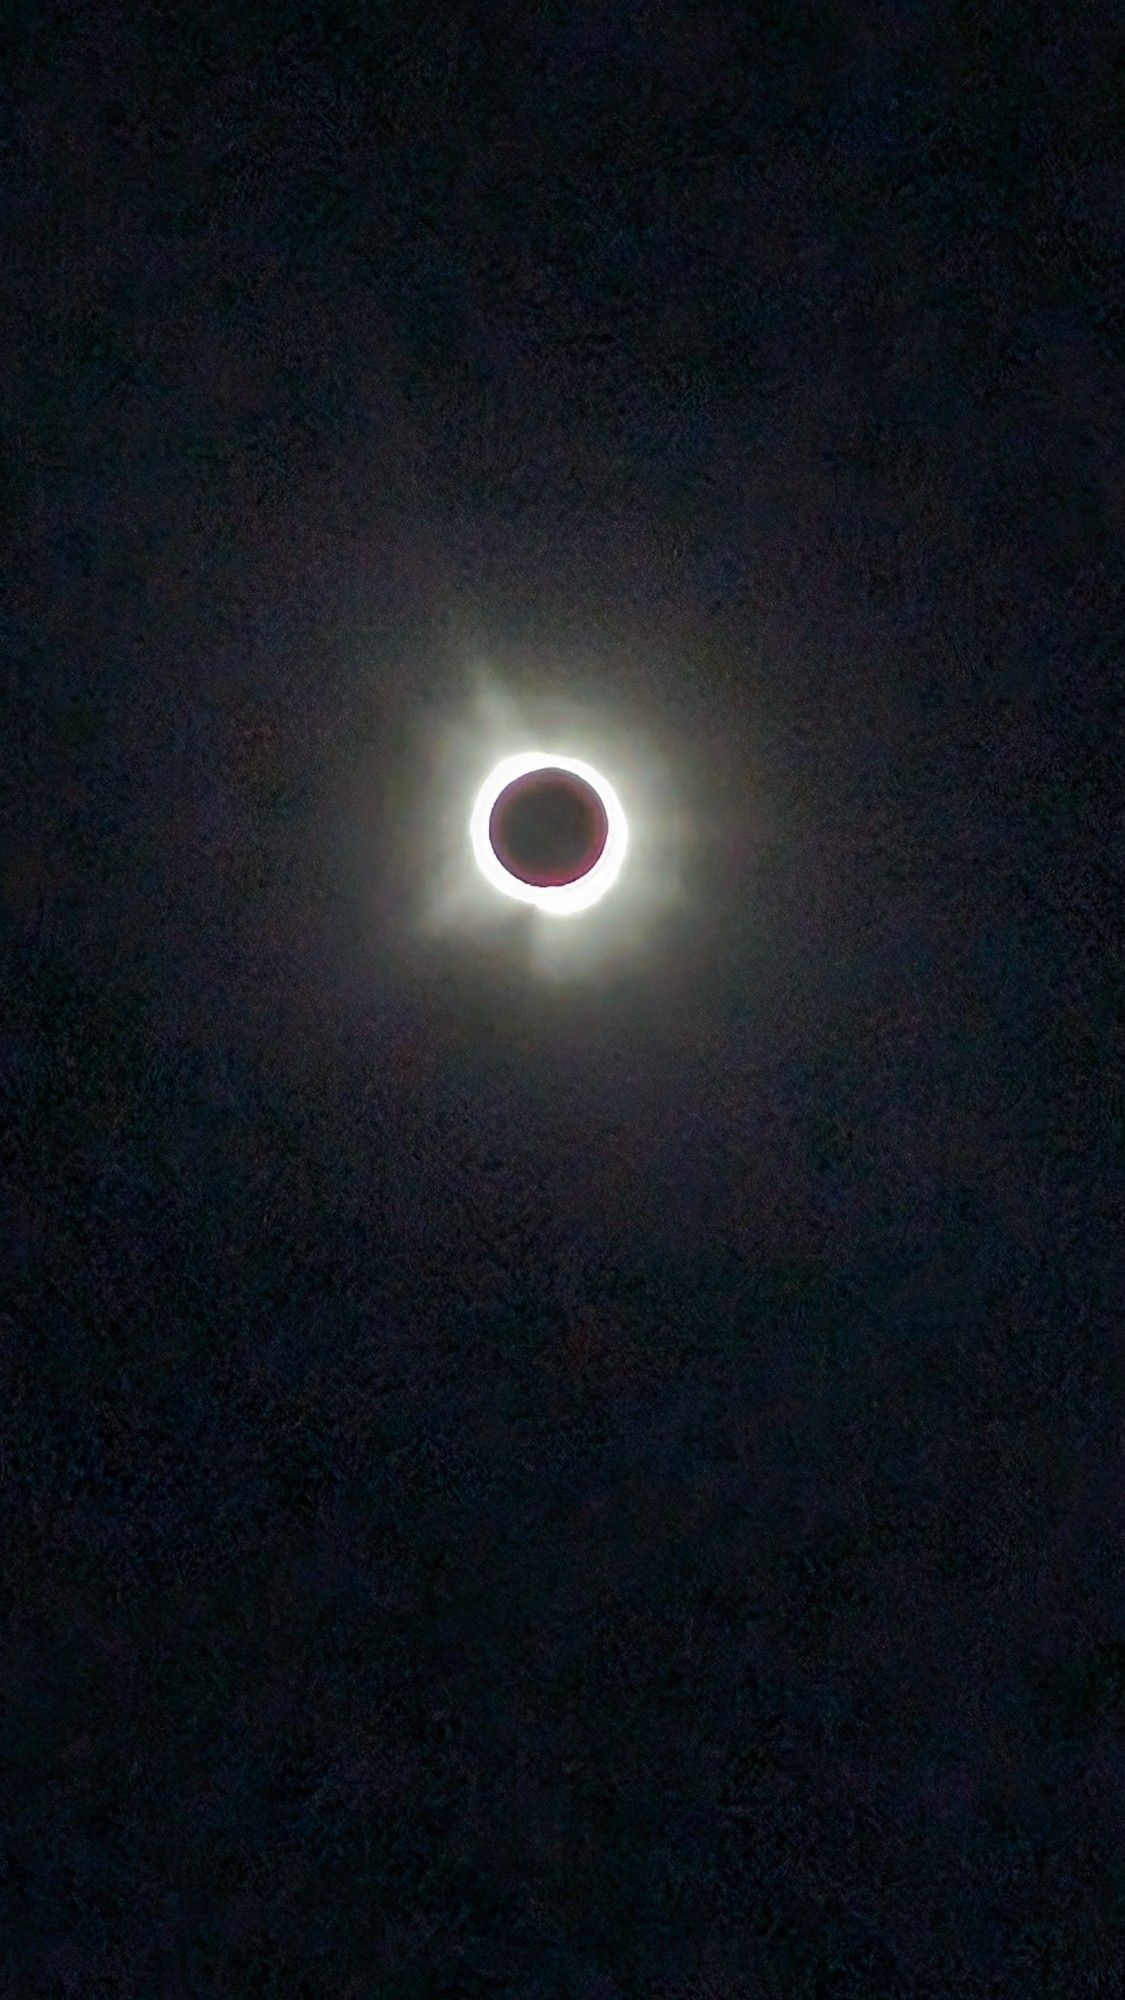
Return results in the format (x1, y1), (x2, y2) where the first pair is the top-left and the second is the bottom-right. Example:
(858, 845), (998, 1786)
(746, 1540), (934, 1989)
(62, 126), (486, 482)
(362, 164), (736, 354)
(487, 766), (610, 889)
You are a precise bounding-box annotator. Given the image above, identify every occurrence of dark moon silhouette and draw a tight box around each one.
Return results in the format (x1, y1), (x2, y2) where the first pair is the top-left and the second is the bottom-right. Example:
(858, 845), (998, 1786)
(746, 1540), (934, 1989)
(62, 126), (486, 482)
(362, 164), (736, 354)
(488, 767), (610, 888)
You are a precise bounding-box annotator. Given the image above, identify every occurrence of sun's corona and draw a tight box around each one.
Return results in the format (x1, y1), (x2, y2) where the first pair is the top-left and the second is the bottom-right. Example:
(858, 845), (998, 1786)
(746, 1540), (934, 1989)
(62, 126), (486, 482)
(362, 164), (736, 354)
(470, 753), (628, 914)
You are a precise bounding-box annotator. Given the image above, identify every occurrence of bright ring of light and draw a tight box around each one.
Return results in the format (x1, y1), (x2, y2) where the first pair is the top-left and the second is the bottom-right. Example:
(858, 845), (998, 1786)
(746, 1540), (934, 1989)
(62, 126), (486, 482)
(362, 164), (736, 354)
(470, 752), (628, 915)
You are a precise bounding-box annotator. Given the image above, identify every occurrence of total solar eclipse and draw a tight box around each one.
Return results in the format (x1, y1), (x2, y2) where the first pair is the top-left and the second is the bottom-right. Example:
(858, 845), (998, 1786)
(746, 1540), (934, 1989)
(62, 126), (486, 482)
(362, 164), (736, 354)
(470, 753), (628, 915)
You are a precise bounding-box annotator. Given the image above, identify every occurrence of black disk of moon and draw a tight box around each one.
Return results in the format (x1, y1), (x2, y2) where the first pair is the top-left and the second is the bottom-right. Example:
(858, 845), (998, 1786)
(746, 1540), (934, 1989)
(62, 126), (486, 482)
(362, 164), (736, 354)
(488, 767), (609, 887)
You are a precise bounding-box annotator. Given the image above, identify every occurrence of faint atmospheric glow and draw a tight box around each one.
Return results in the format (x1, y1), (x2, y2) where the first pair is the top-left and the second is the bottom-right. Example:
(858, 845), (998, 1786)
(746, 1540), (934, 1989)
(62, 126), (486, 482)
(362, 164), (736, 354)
(470, 751), (629, 915)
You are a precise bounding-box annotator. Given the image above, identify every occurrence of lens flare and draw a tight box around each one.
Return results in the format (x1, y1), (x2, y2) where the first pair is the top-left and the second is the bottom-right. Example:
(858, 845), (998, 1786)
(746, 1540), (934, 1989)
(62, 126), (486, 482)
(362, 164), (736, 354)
(470, 752), (628, 915)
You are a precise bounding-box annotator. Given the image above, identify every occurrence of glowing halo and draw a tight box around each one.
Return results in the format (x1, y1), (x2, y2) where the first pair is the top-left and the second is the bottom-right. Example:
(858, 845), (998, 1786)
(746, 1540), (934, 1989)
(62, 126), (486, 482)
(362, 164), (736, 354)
(469, 752), (628, 915)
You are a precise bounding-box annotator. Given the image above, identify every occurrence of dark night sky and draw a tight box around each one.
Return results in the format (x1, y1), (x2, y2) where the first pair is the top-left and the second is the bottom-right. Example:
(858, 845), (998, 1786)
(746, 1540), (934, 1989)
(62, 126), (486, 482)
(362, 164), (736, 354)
(3, 3), (1121, 1996)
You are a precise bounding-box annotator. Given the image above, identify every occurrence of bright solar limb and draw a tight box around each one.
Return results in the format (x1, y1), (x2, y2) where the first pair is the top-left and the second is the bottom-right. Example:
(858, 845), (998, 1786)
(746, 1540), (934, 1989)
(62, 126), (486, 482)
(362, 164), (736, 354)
(469, 752), (629, 915)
